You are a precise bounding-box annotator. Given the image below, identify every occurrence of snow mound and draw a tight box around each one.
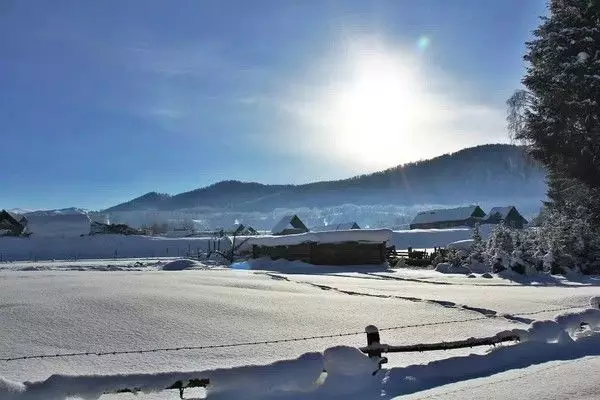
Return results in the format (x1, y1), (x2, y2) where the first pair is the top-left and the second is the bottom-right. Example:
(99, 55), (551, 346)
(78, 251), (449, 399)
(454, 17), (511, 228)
(447, 239), (474, 251)
(435, 263), (470, 275)
(0, 377), (23, 396)
(161, 259), (204, 271)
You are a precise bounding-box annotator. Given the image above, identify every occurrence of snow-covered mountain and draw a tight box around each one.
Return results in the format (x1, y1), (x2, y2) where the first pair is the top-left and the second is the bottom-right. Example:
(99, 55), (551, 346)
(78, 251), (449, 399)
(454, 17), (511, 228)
(104, 144), (547, 214)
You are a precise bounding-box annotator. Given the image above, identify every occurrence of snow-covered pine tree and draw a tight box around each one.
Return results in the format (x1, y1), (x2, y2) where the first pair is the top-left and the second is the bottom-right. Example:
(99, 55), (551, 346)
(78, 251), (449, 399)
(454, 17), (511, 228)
(507, 0), (600, 274)
(486, 222), (515, 273)
(467, 223), (486, 270)
(520, 0), (600, 193)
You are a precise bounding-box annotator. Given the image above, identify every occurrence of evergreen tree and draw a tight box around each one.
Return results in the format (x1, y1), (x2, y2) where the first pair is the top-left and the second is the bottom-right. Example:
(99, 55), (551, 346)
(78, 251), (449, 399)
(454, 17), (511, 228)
(507, 0), (600, 274)
(519, 0), (600, 190)
(468, 223), (485, 264)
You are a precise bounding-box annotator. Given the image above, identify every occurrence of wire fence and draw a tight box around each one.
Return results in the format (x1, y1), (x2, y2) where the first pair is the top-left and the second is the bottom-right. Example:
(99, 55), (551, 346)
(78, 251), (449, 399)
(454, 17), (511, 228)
(0, 304), (586, 363)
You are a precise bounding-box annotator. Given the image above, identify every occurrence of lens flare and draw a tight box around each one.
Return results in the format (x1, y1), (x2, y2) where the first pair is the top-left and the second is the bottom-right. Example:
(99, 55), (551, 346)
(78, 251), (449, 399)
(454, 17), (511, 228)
(417, 36), (430, 51)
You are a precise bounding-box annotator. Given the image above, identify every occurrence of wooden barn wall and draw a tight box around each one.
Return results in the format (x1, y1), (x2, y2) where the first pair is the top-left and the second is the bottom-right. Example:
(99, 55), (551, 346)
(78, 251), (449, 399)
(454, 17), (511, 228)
(252, 241), (386, 265)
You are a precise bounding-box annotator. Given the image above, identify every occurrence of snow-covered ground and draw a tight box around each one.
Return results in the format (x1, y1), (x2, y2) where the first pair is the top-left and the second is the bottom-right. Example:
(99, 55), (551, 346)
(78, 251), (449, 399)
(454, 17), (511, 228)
(0, 261), (598, 399)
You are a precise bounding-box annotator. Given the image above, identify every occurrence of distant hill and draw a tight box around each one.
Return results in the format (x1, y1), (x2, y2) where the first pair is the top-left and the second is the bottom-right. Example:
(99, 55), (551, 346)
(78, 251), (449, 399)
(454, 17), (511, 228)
(104, 144), (547, 213)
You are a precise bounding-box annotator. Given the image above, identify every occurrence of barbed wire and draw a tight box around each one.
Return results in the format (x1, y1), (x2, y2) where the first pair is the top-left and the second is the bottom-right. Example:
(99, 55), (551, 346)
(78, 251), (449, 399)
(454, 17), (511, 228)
(0, 304), (586, 363)
(512, 305), (584, 316)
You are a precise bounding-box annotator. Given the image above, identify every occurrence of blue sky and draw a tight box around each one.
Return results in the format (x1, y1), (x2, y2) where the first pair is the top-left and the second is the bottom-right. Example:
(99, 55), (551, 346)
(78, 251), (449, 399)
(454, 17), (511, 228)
(0, 0), (547, 210)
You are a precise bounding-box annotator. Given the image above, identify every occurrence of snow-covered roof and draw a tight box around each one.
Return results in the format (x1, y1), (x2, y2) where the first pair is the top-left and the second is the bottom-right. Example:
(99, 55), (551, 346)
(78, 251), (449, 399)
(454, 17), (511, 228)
(237, 229), (393, 252)
(310, 222), (360, 232)
(486, 206), (515, 220)
(0, 210), (22, 224)
(271, 215), (308, 235)
(410, 206), (484, 225)
(336, 222), (360, 230)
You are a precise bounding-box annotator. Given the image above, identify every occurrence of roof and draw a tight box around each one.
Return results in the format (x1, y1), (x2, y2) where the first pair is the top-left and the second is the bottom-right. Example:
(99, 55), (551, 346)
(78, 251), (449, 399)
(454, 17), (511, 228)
(311, 222), (360, 232)
(410, 206), (484, 225)
(0, 210), (22, 226)
(336, 222), (360, 230)
(485, 206), (528, 223)
(487, 206), (515, 220)
(271, 214), (308, 235)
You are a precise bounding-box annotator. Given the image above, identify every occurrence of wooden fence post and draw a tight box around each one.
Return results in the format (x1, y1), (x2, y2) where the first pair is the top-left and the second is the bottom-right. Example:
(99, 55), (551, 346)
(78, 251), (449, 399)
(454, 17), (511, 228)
(364, 325), (388, 373)
(364, 325), (382, 358)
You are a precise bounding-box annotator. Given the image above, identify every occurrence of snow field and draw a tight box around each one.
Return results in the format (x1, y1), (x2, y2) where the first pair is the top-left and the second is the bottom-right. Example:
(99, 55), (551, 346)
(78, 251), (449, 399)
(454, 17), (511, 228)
(2, 303), (599, 400)
(0, 267), (598, 399)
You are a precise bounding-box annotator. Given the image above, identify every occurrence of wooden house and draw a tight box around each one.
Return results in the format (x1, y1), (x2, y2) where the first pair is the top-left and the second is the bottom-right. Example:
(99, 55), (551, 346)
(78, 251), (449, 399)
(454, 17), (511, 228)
(409, 206), (486, 229)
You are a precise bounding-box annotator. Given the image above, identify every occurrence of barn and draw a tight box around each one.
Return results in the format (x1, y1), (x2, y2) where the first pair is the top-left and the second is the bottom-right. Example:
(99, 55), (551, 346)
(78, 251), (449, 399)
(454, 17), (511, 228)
(246, 229), (392, 265)
(484, 206), (528, 229)
(409, 206), (486, 230)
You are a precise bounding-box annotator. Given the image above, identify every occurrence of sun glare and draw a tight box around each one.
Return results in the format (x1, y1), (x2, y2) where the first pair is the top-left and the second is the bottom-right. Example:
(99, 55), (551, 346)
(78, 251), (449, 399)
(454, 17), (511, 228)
(328, 50), (423, 168)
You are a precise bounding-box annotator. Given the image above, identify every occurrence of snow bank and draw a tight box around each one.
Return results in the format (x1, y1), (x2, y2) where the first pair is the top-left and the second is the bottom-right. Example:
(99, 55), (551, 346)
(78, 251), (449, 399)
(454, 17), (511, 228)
(434, 262), (471, 275)
(447, 239), (474, 251)
(236, 229), (393, 253)
(0, 235), (231, 261)
(0, 352), (324, 400)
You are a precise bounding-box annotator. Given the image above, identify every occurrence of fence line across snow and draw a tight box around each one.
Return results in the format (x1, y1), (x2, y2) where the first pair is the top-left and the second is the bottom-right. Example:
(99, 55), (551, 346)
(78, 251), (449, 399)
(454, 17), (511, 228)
(0, 304), (587, 363)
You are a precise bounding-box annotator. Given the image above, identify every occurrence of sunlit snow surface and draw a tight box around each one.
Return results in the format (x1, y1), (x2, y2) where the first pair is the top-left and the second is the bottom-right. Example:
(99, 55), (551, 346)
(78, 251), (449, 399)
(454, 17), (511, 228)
(0, 260), (599, 399)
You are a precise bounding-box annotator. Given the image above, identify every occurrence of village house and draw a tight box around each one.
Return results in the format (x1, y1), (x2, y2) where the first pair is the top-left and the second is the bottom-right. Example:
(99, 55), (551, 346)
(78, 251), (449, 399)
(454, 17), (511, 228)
(271, 214), (309, 235)
(0, 210), (27, 236)
(409, 206), (486, 230)
(483, 206), (528, 229)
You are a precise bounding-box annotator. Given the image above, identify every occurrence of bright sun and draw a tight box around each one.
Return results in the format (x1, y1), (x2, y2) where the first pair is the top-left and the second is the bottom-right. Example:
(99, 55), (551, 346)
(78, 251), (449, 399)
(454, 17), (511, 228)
(327, 51), (424, 168)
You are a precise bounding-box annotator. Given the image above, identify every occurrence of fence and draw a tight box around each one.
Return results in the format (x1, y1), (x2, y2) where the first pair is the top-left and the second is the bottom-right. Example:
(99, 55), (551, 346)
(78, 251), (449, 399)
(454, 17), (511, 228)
(386, 246), (444, 266)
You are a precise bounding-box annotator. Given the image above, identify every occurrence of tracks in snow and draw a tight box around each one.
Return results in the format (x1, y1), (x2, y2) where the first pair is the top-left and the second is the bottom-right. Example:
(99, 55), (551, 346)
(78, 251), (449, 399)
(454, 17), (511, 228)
(264, 272), (535, 325)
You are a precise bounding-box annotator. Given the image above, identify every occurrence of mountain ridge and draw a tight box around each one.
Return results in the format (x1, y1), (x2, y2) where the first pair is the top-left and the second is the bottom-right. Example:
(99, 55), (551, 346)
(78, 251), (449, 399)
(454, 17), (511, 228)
(104, 144), (547, 213)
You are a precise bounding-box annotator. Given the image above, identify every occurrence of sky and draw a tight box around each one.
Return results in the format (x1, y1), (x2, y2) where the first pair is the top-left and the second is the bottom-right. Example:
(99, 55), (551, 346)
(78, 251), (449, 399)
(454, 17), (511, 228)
(0, 0), (547, 210)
